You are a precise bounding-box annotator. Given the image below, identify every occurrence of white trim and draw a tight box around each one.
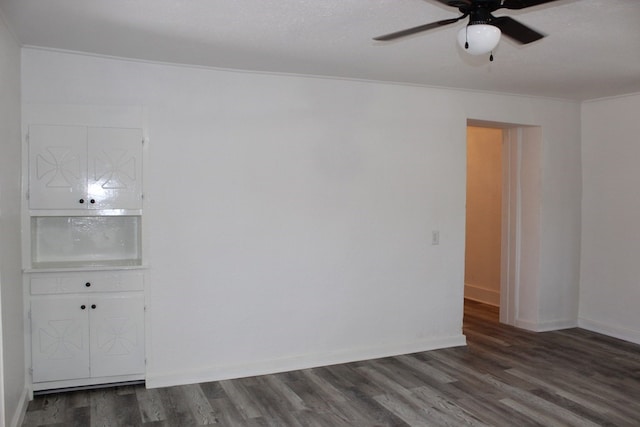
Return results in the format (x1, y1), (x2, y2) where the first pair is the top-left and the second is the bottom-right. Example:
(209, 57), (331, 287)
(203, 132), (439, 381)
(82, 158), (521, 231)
(146, 334), (467, 389)
(32, 374), (145, 392)
(467, 123), (543, 328)
(0, 6), (20, 45)
(578, 317), (640, 346)
(464, 283), (499, 306)
(514, 318), (539, 331)
(500, 127), (520, 325)
(21, 46), (584, 103)
(581, 91), (640, 104)
(515, 318), (577, 332)
(8, 386), (29, 427)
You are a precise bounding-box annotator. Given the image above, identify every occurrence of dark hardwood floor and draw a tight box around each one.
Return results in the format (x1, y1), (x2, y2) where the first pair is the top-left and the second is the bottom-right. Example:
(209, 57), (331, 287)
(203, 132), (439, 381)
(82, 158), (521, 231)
(23, 300), (640, 426)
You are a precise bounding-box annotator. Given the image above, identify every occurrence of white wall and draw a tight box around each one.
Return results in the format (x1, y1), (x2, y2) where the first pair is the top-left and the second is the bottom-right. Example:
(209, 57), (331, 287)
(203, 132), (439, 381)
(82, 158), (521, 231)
(21, 48), (582, 388)
(0, 10), (27, 427)
(580, 93), (640, 344)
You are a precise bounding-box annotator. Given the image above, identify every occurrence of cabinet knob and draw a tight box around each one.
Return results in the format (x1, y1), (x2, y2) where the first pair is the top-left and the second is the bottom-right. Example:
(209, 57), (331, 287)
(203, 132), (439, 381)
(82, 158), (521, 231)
(90, 199), (96, 204)
(81, 305), (86, 310)
(85, 282), (91, 287)
(91, 304), (97, 309)
(79, 198), (85, 204)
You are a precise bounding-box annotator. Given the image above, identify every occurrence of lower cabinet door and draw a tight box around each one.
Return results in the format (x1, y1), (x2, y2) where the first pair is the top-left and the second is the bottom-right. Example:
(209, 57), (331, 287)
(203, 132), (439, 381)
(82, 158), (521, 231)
(89, 293), (145, 378)
(31, 295), (91, 383)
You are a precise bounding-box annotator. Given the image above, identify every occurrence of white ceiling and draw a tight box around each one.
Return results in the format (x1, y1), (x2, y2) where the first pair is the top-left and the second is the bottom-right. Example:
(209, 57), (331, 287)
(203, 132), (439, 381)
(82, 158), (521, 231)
(1, 0), (639, 101)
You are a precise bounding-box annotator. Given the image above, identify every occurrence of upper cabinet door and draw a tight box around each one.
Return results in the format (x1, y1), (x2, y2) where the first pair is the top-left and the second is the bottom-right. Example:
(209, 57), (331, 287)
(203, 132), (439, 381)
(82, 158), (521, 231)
(29, 125), (88, 209)
(88, 127), (143, 210)
(29, 125), (143, 210)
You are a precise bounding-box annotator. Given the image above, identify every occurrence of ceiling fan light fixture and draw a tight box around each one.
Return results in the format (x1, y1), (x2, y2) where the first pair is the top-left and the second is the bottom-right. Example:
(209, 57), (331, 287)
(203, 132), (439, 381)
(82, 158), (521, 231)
(457, 24), (501, 55)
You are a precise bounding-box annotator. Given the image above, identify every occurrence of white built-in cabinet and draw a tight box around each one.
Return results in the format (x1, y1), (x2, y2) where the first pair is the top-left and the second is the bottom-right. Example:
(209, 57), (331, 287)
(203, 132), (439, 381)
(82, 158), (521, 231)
(24, 120), (147, 392)
(30, 272), (145, 384)
(28, 125), (143, 210)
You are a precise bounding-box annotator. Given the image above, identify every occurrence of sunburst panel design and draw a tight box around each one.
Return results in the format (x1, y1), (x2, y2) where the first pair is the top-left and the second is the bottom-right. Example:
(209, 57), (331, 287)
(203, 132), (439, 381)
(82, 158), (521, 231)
(96, 316), (138, 356)
(36, 146), (81, 188)
(38, 319), (84, 360)
(93, 149), (137, 190)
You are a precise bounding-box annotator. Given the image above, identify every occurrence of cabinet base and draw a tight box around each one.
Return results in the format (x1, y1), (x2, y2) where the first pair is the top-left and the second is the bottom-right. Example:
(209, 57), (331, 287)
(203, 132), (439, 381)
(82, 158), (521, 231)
(33, 374), (145, 393)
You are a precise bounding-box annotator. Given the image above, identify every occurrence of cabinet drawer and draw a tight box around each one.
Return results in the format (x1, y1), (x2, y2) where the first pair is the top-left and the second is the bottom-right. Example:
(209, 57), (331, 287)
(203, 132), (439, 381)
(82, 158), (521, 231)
(30, 271), (144, 295)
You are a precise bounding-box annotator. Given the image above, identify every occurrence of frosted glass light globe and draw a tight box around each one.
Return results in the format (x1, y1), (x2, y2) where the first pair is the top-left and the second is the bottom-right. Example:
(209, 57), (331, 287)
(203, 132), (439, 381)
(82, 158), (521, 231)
(457, 24), (501, 55)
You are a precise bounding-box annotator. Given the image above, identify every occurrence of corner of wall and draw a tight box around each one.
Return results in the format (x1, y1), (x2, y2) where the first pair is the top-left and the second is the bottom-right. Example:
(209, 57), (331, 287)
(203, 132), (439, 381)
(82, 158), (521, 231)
(578, 317), (640, 346)
(8, 386), (29, 427)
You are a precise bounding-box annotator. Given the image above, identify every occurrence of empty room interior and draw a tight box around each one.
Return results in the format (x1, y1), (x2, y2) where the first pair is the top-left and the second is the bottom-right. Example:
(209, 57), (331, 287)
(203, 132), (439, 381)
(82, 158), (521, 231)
(1, 0), (640, 426)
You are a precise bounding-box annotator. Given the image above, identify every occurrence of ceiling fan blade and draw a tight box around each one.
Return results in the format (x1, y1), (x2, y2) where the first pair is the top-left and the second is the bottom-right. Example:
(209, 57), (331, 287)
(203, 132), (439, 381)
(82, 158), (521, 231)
(373, 17), (463, 41)
(433, 0), (472, 7)
(491, 16), (545, 44)
(500, 0), (562, 10)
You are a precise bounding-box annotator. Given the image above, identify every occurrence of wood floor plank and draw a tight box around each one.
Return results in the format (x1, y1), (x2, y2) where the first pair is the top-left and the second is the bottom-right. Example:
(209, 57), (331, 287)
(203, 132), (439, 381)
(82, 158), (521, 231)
(323, 363), (386, 397)
(340, 386), (411, 427)
(395, 354), (458, 384)
(499, 397), (571, 427)
(309, 366), (410, 426)
(506, 367), (614, 415)
(135, 387), (167, 423)
(300, 369), (348, 404)
(278, 371), (337, 414)
(114, 393), (144, 426)
(22, 394), (66, 426)
(66, 390), (90, 409)
(412, 386), (489, 427)
(262, 374), (308, 412)
(220, 377), (271, 420)
(298, 368), (380, 425)
(207, 397), (245, 426)
(89, 388), (125, 427)
(155, 386), (198, 426)
(480, 373), (602, 427)
(373, 358), (435, 389)
(23, 299), (640, 426)
(198, 381), (226, 400)
(373, 393), (432, 427)
(357, 364), (462, 427)
(180, 384), (218, 425)
(454, 395), (537, 426)
(237, 377), (306, 427)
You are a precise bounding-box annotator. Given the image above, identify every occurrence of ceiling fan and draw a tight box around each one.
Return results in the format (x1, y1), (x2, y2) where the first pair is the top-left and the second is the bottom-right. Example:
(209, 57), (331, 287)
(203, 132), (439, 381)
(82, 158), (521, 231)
(373, 0), (562, 60)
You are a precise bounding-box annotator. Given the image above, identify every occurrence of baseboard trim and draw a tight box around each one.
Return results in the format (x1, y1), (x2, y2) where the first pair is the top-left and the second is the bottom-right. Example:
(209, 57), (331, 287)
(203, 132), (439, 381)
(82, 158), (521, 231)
(578, 317), (640, 346)
(146, 334), (467, 389)
(464, 283), (499, 307)
(9, 385), (29, 427)
(515, 318), (577, 332)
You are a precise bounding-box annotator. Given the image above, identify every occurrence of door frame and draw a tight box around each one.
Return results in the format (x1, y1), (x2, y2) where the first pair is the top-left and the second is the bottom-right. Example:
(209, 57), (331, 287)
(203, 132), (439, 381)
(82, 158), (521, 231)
(467, 120), (542, 328)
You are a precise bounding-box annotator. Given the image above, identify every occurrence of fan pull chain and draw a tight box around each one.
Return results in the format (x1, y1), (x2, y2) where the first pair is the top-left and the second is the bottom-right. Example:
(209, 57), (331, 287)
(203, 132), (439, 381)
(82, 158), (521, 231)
(490, 51), (494, 62)
(465, 26), (469, 49)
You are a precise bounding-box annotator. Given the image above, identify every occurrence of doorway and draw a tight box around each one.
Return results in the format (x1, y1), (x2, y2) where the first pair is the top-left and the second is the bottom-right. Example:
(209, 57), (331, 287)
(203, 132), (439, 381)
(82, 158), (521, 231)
(464, 121), (543, 328)
(464, 126), (503, 311)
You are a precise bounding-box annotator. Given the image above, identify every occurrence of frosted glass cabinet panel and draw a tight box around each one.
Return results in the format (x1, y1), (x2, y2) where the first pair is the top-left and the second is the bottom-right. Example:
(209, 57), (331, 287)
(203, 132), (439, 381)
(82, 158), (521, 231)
(29, 125), (143, 210)
(31, 216), (142, 269)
